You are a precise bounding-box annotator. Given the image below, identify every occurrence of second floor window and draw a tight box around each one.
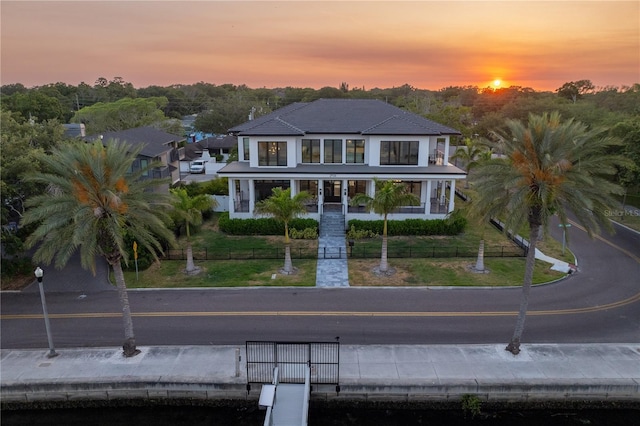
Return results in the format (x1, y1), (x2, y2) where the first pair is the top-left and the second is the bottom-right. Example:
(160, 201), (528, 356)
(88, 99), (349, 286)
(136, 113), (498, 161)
(243, 137), (250, 161)
(258, 141), (287, 166)
(324, 139), (342, 163)
(140, 158), (149, 177)
(301, 139), (320, 163)
(346, 139), (365, 163)
(380, 141), (419, 165)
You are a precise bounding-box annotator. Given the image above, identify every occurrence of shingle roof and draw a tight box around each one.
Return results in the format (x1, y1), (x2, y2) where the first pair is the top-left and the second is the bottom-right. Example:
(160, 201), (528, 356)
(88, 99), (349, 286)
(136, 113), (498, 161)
(229, 99), (461, 136)
(85, 127), (184, 158)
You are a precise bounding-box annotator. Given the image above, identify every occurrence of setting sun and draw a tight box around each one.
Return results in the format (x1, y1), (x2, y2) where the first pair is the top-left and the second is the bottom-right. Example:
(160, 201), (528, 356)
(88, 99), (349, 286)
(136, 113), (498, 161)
(493, 79), (502, 88)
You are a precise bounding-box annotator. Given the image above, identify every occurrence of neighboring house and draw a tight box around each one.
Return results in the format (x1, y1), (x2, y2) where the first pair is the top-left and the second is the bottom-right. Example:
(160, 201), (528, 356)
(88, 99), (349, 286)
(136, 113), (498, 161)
(181, 134), (236, 175)
(85, 127), (186, 186)
(63, 123), (86, 139)
(217, 98), (466, 222)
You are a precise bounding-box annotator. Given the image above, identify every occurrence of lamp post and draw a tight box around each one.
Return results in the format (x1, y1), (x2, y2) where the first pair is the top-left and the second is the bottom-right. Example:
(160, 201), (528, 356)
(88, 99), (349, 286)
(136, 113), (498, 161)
(35, 267), (58, 358)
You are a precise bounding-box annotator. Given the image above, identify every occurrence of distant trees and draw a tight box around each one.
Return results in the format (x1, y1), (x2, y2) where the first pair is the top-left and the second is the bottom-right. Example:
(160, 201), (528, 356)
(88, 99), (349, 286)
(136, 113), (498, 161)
(71, 97), (170, 134)
(556, 80), (595, 103)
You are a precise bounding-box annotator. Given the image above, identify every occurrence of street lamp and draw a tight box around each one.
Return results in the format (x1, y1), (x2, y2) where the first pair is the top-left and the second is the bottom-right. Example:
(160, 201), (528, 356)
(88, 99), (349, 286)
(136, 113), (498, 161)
(35, 267), (58, 358)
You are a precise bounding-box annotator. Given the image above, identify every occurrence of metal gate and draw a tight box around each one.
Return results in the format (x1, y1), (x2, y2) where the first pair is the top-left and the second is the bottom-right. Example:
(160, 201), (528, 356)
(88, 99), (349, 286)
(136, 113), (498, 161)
(246, 341), (339, 391)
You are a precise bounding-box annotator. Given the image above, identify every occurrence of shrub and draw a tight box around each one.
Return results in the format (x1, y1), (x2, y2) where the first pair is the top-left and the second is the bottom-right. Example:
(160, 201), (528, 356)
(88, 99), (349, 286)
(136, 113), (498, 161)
(290, 227), (318, 239)
(218, 212), (318, 236)
(346, 224), (378, 240)
(347, 214), (467, 236)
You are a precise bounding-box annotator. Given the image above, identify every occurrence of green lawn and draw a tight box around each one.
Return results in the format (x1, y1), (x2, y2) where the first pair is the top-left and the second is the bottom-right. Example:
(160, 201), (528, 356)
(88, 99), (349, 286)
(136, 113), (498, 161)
(119, 212), (571, 289)
(123, 259), (317, 288)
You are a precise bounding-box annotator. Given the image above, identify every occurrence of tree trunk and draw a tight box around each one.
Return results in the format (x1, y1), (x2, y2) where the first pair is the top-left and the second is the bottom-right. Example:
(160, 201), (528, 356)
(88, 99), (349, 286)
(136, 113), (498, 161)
(380, 217), (389, 272)
(475, 239), (485, 271)
(506, 217), (540, 355)
(283, 243), (293, 274)
(185, 242), (196, 272)
(112, 259), (140, 357)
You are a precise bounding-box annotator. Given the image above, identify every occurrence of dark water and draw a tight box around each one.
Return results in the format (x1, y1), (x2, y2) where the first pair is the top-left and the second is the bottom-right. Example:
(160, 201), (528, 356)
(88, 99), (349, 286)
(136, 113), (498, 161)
(2, 405), (638, 426)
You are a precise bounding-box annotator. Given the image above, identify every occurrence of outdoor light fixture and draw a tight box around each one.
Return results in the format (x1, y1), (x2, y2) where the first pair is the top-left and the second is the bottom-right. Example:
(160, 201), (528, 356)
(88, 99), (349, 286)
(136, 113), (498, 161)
(35, 267), (58, 358)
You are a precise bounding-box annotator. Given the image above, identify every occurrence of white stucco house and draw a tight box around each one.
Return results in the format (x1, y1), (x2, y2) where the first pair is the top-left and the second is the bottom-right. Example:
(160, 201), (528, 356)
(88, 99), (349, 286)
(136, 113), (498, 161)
(217, 99), (466, 223)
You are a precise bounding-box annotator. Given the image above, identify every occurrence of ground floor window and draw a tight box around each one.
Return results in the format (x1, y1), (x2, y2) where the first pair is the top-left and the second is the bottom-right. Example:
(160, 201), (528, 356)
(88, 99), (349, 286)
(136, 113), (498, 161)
(404, 180), (421, 198)
(255, 180), (290, 201)
(299, 180), (318, 197)
(348, 180), (367, 198)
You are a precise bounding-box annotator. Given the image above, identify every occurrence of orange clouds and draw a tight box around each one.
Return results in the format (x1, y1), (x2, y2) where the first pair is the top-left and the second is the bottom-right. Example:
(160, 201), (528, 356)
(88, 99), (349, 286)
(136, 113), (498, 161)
(1, 1), (638, 91)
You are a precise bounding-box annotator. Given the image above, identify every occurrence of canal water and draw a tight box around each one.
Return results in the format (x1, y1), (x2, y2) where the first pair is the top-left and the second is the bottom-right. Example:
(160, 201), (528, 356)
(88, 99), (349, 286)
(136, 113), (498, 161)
(2, 405), (638, 425)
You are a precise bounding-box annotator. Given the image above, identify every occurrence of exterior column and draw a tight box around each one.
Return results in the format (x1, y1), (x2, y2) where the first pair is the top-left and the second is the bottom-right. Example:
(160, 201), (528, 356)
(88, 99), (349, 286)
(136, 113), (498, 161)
(342, 179), (348, 212)
(290, 179), (297, 197)
(228, 178), (236, 214)
(424, 181), (431, 214)
(440, 180), (446, 205)
(448, 180), (456, 213)
(248, 179), (255, 216)
(318, 179), (324, 214)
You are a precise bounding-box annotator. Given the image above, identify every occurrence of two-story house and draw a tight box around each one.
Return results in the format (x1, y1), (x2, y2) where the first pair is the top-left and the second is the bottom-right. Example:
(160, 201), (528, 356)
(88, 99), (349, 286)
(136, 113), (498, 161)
(85, 127), (186, 188)
(217, 99), (466, 223)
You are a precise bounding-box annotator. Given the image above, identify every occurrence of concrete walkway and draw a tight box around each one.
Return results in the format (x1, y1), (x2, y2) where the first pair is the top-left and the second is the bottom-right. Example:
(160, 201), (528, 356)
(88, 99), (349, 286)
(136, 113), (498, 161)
(2, 344), (638, 405)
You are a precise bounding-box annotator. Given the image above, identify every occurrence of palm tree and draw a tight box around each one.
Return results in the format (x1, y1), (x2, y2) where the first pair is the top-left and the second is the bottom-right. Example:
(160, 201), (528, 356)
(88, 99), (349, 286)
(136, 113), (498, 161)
(22, 140), (175, 357)
(254, 187), (312, 274)
(350, 178), (420, 273)
(451, 137), (488, 188)
(470, 112), (627, 355)
(170, 187), (217, 274)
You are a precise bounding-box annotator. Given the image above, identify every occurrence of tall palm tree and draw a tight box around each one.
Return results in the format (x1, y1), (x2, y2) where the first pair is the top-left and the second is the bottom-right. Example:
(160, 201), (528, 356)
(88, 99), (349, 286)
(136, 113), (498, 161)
(470, 112), (627, 355)
(170, 187), (217, 274)
(350, 178), (420, 273)
(254, 187), (312, 274)
(22, 140), (175, 357)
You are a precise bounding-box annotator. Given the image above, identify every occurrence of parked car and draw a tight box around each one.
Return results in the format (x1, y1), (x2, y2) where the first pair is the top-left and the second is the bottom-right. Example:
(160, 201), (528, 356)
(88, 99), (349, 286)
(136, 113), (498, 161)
(190, 159), (207, 174)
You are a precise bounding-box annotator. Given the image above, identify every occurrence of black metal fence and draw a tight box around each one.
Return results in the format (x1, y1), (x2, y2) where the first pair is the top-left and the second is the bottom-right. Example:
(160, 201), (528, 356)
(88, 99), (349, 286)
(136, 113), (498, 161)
(162, 244), (525, 261)
(348, 244), (525, 259)
(246, 341), (339, 387)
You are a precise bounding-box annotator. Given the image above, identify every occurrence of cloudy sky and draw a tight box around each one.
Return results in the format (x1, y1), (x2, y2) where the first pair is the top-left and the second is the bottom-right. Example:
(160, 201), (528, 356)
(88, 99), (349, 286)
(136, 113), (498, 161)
(1, 1), (638, 91)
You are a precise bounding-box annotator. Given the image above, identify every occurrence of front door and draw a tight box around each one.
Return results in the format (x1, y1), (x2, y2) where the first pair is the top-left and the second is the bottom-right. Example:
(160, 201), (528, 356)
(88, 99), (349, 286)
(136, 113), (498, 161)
(323, 180), (341, 203)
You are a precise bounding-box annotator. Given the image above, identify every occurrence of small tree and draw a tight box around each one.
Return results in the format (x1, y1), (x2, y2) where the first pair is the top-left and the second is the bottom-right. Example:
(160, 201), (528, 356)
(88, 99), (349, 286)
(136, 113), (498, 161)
(254, 187), (312, 274)
(350, 179), (420, 273)
(170, 188), (217, 274)
(451, 137), (489, 188)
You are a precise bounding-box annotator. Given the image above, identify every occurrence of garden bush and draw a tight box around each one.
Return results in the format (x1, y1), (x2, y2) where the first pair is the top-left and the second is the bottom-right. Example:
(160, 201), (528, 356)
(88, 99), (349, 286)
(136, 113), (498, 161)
(348, 212), (466, 236)
(218, 212), (318, 236)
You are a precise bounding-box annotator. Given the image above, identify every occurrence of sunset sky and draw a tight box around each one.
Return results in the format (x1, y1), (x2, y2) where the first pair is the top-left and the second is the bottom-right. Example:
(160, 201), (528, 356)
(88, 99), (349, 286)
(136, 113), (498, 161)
(1, 1), (638, 92)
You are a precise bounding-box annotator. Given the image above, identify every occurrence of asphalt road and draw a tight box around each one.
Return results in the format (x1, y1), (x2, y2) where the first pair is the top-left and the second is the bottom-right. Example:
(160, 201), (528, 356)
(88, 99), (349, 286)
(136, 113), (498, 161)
(1, 217), (638, 349)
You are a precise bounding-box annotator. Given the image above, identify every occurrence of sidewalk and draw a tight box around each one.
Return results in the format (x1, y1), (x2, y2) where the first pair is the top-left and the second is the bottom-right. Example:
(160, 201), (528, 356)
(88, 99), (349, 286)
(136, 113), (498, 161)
(2, 344), (638, 405)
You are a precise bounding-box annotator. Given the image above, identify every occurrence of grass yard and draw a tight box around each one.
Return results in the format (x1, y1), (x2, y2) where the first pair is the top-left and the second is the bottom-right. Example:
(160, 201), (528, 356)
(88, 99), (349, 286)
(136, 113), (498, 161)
(348, 258), (564, 287)
(123, 258), (317, 288)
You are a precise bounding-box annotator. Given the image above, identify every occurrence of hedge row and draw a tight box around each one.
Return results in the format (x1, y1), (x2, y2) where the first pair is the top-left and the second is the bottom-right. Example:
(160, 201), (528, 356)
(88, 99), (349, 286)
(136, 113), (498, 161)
(218, 212), (318, 235)
(347, 215), (467, 236)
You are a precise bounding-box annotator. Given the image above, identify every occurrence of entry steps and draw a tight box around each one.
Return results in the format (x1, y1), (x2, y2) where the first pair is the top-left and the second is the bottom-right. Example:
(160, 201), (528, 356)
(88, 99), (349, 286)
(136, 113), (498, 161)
(260, 367), (311, 426)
